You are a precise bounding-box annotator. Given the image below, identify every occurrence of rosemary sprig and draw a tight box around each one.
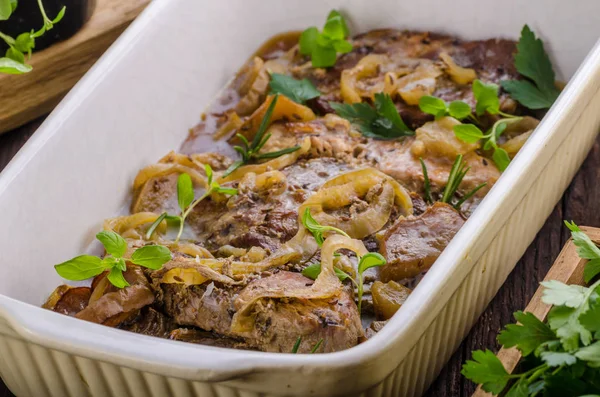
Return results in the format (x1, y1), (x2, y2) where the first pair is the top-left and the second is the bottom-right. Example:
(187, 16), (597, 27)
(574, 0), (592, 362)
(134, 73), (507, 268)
(420, 157), (433, 204)
(222, 94), (301, 177)
(291, 337), (325, 354)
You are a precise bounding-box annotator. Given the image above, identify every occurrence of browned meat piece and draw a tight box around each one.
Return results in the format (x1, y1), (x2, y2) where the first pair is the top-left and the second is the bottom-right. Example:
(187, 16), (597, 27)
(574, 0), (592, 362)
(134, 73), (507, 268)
(233, 271), (362, 353)
(378, 202), (465, 282)
(43, 286), (91, 316)
(169, 328), (253, 349)
(119, 307), (177, 338)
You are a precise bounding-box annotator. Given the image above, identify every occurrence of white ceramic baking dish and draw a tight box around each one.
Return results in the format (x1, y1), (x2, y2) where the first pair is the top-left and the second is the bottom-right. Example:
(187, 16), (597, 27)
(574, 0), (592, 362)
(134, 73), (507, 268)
(1, 0), (600, 396)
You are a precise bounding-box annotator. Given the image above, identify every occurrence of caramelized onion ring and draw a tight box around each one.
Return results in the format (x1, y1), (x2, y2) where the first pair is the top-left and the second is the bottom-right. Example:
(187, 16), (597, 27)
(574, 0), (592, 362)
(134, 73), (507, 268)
(439, 52), (476, 85)
(104, 212), (165, 240)
(299, 168), (413, 238)
(133, 163), (207, 192)
(340, 54), (389, 103)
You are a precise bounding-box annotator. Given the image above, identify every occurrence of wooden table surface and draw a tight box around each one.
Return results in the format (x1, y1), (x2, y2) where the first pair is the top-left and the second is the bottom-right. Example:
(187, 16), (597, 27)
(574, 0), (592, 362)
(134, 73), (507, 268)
(1, 118), (598, 397)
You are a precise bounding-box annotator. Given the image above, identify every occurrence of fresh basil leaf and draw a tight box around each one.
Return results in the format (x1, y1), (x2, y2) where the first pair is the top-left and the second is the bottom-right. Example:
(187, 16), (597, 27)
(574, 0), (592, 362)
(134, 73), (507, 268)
(448, 101), (472, 120)
(492, 147), (511, 171)
(299, 10), (352, 68)
(497, 311), (556, 356)
(472, 79), (500, 116)
(55, 255), (106, 281)
(357, 252), (386, 274)
(453, 124), (484, 144)
(130, 245), (171, 270)
(177, 173), (194, 212)
(96, 230), (127, 258)
(116, 257), (127, 271)
(311, 44), (337, 68)
(461, 350), (510, 394)
(326, 10), (349, 37)
(333, 39), (353, 53)
(269, 73), (321, 104)
(0, 57), (31, 74)
(418, 96), (446, 117)
(322, 15), (346, 41)
(5, 47), (23, 63)
(107, 267), (129, 289)
(213, 186), (238, 195)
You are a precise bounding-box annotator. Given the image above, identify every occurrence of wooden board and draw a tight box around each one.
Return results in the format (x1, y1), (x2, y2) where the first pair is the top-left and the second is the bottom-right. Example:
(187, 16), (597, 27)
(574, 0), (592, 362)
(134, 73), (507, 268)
(471, 227), (598, 397)
(0, 0), (151, 134)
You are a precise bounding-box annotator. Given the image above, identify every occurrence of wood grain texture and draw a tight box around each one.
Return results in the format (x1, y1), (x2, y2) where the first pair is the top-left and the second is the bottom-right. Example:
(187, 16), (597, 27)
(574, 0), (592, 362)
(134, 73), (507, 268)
(0, 125), (599, 397)
(0, 0), (150, 134)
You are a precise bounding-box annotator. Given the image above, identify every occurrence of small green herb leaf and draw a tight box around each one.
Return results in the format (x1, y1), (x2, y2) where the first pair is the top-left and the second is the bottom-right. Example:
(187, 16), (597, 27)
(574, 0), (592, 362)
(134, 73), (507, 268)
(52, 6), (66, 24)
(501, 25), (559, 110)
(107, 267), (129, 289)
(145, 212), (167, 240)
(310, 339), (324, 353)
(584, 259), (600, 284)
(448, 101), (472, 120)
(299, 10), (352, 68)
(0, 57), (31, 74)
(130, 245), (172, 270)
(54, 255), (107, 281)
(461, 350), (510, 394)
(177, 173), (194, 212)
(299, 27), (318, 56)
(419, 158), (433, 204)
(492, 147), (511, 171)
(302, 262), (351, 282)
(453, 124), (484, 143)
(5, 47), (24, 63)
(0, 0), (13, 20)
(357, 252), (386, 274)
(269, 73), (320, 104)
(15, 32), (35, 54)
(497, 311), (556, 356)
(575, 341), (600, 367)
(418, 96), (447, 118)
(291, 336), (302, 353)
(472, 79), (500, 116)
(540, 351), (577, 367)
(96, 230), (127, 258)
(565, 221), (600, 260)
(301, 208), (349, 246)
(542, 280), (588, 308)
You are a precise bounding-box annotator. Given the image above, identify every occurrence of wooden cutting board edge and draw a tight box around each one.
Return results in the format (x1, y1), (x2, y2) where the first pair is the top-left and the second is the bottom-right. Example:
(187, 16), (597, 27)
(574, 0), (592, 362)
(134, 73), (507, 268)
(0, 0), (151, 134)
(471, 226), (598, 396)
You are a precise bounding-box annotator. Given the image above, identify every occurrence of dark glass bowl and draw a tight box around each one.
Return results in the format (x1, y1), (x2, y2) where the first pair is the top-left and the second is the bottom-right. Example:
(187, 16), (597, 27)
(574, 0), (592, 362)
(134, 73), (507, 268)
(0, 0), (96, 52)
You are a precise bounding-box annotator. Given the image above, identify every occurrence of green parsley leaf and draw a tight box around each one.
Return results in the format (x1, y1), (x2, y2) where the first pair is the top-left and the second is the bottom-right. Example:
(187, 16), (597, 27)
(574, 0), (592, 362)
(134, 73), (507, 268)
(501, 25), (559, 110)
(580, 297), (600, 333)
(302, 262), (351, 282)
(0, 57), (31, 74)
(330, 93), (413, 139)
(453, 124), (484, 143)
(542, 280), (588, 308)
(472, 79), (500, 116)
(54, 255), (107, 281)
(461, 349), (510, 394)
(547, 304), (592, 351)
(540, 351), (577, 367)
(497, 311), (556, 356)
(448, 101), (472, 120)
(505, 379), (529, 397)
(107, 266), (129, 289)
(130, 245), (172, 270)
(299, 10), (352, 68)
(565, 221), (600, 260)
(177, 173), (194, 212)
(575, 341), (600, 367)
(269, 73), (320, 104)
(96, 230), (127, 258)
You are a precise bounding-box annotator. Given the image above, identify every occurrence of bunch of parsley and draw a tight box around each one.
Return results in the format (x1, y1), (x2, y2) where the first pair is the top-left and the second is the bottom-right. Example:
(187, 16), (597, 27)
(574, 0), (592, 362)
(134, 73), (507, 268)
(462, 221), (600, 397)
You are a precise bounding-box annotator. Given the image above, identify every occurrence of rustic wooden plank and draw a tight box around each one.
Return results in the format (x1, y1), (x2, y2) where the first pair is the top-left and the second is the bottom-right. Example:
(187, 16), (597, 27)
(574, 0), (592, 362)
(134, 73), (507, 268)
(0, 0), (150, 134)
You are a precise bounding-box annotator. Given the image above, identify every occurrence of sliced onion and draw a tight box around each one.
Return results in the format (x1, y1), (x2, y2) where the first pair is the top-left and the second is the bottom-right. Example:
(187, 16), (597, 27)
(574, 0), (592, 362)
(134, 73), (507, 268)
(75, 284), (155, 325)
(412, 116), (480, 159)
(298, 168), (413, 239)
(133, 163), (207, 193)
(340, 54), (389, 103)
(394, 62), (442, 105)
(104, 212), (166, 240)
(214, 110), (243, 141)
(439, 52), (477, 85)
(231, 234), (368, 333)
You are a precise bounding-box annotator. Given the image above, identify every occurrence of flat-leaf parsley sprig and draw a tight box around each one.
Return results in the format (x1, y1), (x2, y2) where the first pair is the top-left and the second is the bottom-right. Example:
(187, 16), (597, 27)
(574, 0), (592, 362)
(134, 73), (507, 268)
(299, 10), (353, 68)
(223, 94), (302, 178)
(330, 93), (414, 139)
(462, 221), (600, 396)
(0, 0), (65, 74)
(55, 231), (171, 288)
(269, 73), (321, 105)
(146, 164), (238, 244)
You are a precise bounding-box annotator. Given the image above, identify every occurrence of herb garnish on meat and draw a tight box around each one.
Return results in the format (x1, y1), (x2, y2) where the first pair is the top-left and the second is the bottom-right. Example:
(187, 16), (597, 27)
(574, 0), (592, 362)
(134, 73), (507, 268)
(501, 25), (560, 110)
(463, 221), (600, 396)
(269, 73), (321, 104)
(55, 231), (171, 288)
(299, 10), (353, 68)
(223, 94), (302, 177)
(330, 93), (414, 139)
